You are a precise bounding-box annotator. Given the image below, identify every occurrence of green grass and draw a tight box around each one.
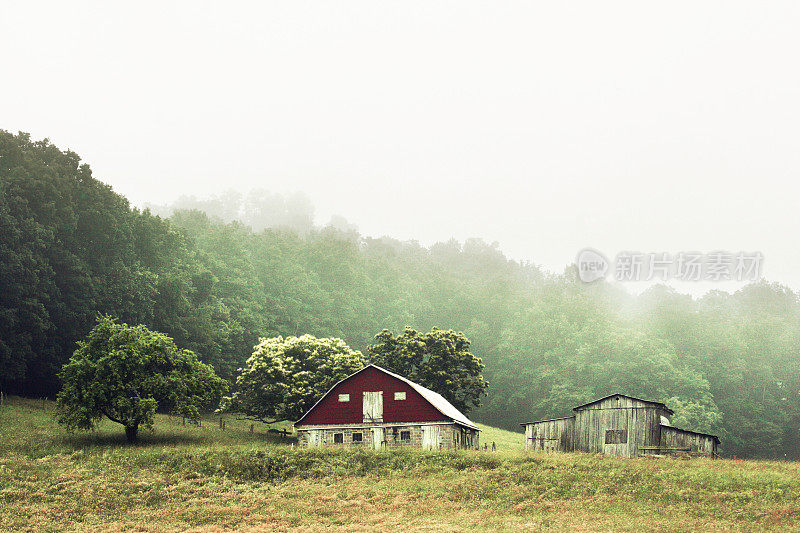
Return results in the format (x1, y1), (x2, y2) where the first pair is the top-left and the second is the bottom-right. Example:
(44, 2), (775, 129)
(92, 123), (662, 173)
(477, 423), (523, 450)
(2, 396), (800, 532)
(0, 395), (294, 458)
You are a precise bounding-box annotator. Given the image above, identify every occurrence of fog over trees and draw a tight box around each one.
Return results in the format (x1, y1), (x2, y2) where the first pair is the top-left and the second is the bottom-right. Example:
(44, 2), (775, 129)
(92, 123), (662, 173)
(146, 190), (319, 236)
(2, 131), (799, 459)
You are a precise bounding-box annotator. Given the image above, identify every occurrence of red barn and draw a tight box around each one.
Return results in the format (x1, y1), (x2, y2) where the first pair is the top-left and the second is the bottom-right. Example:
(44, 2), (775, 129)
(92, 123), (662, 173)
(294, 364), (480, 449)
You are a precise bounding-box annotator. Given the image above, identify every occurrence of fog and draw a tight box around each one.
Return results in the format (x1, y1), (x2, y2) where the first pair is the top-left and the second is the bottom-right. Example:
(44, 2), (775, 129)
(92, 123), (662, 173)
(3, 1), (799, 295)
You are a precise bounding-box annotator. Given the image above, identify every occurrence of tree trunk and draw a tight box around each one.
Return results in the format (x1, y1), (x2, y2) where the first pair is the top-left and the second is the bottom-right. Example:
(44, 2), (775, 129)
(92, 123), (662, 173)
(125, 424), (139, 443)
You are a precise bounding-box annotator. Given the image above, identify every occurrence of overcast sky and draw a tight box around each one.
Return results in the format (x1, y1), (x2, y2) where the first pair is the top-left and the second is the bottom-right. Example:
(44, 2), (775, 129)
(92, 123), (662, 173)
(2, 1), (799, 295)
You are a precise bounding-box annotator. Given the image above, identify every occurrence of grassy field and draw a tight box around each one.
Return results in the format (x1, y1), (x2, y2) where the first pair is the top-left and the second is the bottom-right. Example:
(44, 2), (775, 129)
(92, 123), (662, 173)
(2, 396), (800, 532)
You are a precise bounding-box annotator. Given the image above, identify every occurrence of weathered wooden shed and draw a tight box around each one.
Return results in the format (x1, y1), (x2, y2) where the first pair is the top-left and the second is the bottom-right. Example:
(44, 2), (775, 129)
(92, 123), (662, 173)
(522, 394), (719, 458)
(294, 364), (480, 450)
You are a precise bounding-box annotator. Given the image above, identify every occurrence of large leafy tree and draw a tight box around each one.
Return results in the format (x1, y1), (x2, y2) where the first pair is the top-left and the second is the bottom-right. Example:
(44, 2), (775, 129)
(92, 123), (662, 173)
(221, 335), (367, 423)
(56, 317), (227, 443)
(368, 327), (489, 414)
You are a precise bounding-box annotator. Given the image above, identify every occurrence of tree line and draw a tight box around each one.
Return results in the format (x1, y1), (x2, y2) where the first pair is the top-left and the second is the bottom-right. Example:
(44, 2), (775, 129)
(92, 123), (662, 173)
(2, 130), (798, 458)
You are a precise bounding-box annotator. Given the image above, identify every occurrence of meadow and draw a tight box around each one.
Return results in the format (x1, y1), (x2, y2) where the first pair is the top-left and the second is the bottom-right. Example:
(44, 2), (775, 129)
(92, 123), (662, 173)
(1, 396), (800, 532)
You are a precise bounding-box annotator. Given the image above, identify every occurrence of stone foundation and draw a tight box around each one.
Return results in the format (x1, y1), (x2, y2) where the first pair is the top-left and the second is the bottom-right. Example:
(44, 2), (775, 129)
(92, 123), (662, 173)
(296, 423), (479, 450)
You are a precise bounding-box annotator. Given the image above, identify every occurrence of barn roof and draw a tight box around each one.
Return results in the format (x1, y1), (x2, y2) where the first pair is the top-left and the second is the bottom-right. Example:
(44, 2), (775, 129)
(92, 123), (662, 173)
(573, 394), (675, 415)
(519, 415), (576, 426)
(294, 364), (480, 430)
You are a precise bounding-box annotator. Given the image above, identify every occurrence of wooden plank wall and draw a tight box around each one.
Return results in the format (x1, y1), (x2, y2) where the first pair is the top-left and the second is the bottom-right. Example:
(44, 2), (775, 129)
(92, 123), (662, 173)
(573, 396), (665, 457)
(524, 417), (575, 452)
(523, 396), (717, 458)
(660, 425), (717, 456)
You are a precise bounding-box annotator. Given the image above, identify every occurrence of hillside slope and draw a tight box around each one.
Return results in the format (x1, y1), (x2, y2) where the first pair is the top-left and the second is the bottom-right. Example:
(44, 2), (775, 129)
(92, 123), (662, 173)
(1, 397), (799, 531)
(4, 131), (800, 458)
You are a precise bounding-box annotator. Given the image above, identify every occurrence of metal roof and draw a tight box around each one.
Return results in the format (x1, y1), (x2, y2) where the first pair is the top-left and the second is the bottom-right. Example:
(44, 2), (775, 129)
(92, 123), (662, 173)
(572, 394), (674, 415)
(294, 364), (480, 430)
(374, 365), (479, 430)
(519, 415), (576, 426)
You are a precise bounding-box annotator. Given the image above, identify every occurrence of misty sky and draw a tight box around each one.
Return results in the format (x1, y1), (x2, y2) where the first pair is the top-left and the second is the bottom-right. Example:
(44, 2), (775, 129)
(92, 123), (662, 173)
(2, 1), (799, 296)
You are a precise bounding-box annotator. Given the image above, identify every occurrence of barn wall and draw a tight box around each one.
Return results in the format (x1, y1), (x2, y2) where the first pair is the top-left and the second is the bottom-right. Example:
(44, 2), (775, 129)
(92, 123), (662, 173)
(449, 425), (479, 449)
(298, 367), (449, 426)
(296, 423), (477, 449)
(573, 396), (665, 457)
(522, 396), (719, 458)
(659, 425), (718, 457)
(524, 417), (575, 452)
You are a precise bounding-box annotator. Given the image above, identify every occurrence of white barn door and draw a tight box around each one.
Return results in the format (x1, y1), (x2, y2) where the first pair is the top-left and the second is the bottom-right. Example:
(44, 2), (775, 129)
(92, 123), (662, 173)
(422, 425), (441, 450)
(372, 427), (385, 449)
(308, 429), (323, 447)
(362, 391), (383, 423)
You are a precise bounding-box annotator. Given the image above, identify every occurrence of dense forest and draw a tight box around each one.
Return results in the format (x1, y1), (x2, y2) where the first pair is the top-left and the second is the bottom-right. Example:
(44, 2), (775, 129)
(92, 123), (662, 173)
(1, 131), (798, 459)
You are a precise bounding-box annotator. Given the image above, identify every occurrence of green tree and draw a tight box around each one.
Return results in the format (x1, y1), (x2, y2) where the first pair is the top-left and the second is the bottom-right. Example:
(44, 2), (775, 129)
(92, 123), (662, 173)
(56, 317), (227, 443)
(221, 335), (367, 423)
(368, 327), (489, 414)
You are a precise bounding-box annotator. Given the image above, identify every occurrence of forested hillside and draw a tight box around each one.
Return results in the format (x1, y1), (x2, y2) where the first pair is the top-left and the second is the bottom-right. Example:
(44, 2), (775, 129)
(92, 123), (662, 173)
(1, 131), (798, 458)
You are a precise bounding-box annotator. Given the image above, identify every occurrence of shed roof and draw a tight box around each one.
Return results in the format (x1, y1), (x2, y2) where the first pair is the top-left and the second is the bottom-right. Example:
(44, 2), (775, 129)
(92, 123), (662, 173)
(519, 415), (576, 427)
(573, 394), (674, 415)
(294, 364), (480, 430)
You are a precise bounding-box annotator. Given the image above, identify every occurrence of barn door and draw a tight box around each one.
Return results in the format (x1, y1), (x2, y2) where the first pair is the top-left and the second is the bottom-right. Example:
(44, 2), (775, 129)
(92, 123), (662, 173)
(308, 430), (323, 447)
(422, 425), (441, 450)
(372, 427), (385, 449)
(362, 391), (383, 423)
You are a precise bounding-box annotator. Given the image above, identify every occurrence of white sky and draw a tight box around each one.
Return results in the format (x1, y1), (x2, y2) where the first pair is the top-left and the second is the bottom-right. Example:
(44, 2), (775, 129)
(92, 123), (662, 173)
(2, 1), (799, 296)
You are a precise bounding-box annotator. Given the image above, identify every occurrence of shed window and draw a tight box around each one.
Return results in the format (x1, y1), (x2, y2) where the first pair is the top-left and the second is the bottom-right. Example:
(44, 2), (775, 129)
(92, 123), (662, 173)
(605, 429), (627, 444)
(394, 391), (406, 400)
(334, 433), (344, 443)
(352, 432), (362, 442)
(338, 394), (349, 402)
(400, 430), (411, 441)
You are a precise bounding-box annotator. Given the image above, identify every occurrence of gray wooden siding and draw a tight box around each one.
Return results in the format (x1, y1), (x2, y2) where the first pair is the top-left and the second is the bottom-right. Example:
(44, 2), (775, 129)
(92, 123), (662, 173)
(573, 396), (666, 457)
(659, 425), (718, 457)
(524, 417), (575, 452)
(522, 395), (719, 458)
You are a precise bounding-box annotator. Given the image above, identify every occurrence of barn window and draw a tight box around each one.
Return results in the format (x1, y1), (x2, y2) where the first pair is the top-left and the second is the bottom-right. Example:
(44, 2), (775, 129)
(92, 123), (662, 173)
(400, 430), (411, 441)
(352, 433), (362, 442)
(394, 391), (406, 400)
(334, 433), (344, 443)
(605, 429), (627, 444)
(338, 394), (350, 402)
